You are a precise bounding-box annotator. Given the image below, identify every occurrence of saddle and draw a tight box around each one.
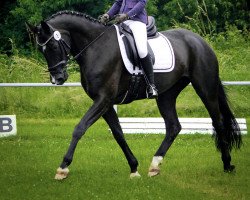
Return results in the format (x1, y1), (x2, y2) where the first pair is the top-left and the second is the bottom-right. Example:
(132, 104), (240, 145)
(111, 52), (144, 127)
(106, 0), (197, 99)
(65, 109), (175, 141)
(118, 16), (158, 69)
(116, 16), (163, 104)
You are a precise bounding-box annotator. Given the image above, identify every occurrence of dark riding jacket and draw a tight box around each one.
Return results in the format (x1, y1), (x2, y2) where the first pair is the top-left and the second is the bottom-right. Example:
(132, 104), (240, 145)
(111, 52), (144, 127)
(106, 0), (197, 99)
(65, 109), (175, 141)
(107, 0), (148, 24)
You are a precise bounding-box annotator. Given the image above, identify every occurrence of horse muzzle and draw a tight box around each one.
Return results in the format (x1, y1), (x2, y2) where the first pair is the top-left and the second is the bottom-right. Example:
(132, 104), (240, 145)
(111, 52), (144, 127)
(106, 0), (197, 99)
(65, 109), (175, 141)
(50, 71), (69, 85)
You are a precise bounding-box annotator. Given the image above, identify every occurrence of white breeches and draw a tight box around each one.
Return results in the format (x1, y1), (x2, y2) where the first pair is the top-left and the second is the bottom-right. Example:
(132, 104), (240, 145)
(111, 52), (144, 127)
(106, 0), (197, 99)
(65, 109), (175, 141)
(123, 20), (148, 59)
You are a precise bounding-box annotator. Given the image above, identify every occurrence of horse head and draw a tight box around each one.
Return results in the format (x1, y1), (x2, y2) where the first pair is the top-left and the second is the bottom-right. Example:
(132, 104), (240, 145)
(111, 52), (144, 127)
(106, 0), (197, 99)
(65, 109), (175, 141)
(26, 21), (71, 85)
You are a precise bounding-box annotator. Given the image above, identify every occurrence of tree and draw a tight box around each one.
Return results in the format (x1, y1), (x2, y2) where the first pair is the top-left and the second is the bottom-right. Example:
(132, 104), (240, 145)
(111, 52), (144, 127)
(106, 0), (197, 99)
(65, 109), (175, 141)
(0, 0), (249, 53)
(0, 0), (111, 53)
(154, 0), (249, 34)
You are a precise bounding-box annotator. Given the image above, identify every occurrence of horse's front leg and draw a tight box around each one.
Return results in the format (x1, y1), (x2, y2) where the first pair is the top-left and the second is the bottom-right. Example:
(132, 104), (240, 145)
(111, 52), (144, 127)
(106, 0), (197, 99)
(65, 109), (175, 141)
(55, 97), (110, 180)
(103, 107), (141, 178)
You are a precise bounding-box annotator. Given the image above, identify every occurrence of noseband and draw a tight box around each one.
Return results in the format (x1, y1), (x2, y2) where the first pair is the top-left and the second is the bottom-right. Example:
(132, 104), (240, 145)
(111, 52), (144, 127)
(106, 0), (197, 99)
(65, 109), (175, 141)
(36, 30), (71, 73)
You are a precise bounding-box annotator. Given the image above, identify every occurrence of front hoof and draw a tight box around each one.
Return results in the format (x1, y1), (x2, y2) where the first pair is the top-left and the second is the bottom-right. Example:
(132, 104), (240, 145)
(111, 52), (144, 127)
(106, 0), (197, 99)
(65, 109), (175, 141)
(130, 171), (141, 179)
(148, 167), (160, 177)
(224, 165), (236, 173)
(55, 167), (69, 180)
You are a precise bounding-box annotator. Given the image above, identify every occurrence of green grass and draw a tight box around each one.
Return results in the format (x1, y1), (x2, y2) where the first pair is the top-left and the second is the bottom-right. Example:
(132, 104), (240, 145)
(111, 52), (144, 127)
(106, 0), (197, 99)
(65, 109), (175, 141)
(0, 118), (249, 200)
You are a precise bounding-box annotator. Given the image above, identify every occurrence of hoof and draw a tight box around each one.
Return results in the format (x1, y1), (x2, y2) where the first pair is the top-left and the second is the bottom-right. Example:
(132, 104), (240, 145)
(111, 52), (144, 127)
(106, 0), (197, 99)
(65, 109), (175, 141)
(148, 156), (163, 177)
(224, 165), (235, 173)
(55, 167), (69, 180)
(148, 167), (160, 177)
(130, 171), (141, 179)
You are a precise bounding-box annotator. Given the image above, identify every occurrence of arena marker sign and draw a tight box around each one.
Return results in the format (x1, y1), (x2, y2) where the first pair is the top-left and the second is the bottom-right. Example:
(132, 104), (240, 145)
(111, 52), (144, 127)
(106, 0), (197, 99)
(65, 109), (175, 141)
(0, 115), (17, 137)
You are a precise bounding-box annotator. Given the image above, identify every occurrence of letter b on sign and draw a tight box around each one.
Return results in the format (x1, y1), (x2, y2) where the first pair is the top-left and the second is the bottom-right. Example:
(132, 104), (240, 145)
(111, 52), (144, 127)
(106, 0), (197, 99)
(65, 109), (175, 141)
(0, 115), (17, 137)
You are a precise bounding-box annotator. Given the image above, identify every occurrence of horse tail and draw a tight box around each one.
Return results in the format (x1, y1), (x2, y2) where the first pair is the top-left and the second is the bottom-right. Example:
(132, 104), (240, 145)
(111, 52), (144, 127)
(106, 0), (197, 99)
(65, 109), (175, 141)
(215, 80), (242, 151)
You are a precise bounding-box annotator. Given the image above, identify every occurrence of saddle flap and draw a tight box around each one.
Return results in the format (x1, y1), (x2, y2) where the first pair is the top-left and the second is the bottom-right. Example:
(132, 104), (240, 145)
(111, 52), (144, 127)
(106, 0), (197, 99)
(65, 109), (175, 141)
(118, 21), (156, 68)
(120, 23), (140, 67)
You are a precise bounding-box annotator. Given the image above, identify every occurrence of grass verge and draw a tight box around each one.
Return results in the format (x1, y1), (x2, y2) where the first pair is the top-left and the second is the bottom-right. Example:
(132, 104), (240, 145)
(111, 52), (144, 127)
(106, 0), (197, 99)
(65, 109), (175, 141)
(0, 118), (249, 200)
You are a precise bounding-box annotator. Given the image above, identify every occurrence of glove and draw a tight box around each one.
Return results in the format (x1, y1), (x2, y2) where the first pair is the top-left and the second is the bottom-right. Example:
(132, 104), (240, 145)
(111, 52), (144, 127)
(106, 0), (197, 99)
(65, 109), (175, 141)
(115, 14), (129, 23)
(99, 13), (109, 24)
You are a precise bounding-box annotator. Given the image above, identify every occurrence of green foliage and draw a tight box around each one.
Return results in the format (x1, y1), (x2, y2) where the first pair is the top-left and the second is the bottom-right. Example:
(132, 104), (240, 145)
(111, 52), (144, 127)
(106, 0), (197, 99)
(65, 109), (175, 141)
(0, 0), (111, 53)
(154, 0), (249, 35)
(0, 0), (249, 52)
(0, 53), (93, 118)
(207, 26), (249, 80)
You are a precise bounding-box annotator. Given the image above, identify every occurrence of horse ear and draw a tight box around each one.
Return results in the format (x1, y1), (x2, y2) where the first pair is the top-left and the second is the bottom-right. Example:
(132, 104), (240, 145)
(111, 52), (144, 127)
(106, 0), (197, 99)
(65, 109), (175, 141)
(40, 21), (52, 34)
(25, 22), (38, 35)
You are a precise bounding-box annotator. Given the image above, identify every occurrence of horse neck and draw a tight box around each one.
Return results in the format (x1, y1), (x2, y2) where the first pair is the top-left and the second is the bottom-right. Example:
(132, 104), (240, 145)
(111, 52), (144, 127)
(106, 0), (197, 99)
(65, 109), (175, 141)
(48, 14), (106, 54)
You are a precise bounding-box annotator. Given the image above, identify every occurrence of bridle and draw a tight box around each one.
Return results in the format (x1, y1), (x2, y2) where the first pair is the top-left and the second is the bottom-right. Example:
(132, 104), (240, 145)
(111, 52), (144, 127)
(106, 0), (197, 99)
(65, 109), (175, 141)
(36, 30), (71, 74)
(36, 24), (115, 74)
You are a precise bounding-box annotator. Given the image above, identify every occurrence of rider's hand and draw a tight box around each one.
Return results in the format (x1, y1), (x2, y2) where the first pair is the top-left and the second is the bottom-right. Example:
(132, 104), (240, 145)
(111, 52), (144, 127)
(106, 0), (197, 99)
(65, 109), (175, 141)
(115, 14), (129, 23)
(99, 13), (109, 24)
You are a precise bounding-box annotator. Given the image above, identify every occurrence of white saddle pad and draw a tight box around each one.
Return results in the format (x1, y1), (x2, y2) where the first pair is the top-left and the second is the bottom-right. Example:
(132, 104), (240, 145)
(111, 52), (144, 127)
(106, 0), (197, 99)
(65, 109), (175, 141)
(114, 25), (175, 74)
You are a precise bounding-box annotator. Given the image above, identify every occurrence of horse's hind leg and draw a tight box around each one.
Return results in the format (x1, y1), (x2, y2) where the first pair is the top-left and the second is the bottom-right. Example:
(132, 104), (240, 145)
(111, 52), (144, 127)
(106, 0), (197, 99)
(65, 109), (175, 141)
(149, 77), (190, 177)
(103, 106), (141, 178)
(191, 76), (240, 172)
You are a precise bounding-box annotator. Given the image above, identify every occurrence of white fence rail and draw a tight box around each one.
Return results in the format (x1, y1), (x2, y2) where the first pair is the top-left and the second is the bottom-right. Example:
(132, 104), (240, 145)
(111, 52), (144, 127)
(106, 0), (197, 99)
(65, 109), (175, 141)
(119, 117), (247, 134)
(0, 81), (250, 87)
(0, 83), (82, 87)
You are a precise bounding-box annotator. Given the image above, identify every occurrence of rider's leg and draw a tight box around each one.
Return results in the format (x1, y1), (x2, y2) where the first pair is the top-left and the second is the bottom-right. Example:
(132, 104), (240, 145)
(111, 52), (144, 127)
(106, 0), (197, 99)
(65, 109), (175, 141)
(140, 54), (158, 98)
(124, 20), (158, 98)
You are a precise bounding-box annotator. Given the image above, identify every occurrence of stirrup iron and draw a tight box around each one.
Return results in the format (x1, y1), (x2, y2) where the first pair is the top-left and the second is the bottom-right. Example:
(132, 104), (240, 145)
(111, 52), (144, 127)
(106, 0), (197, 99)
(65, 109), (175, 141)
(146, 85), (158, 99)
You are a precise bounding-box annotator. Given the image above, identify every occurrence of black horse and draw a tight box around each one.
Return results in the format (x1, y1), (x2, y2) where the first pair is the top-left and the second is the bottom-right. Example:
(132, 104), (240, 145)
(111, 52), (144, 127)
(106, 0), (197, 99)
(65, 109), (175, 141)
(27, 11), (242, 179)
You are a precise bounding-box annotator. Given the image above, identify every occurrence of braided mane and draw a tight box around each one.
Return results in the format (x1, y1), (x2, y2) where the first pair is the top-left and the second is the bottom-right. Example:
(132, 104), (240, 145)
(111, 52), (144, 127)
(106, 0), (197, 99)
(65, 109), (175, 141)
(45, 10), (102, 24)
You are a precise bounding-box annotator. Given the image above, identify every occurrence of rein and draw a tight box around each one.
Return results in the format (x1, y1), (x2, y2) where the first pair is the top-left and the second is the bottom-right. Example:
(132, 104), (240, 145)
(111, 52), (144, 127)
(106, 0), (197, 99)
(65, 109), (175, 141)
(73, 25), (114, 60)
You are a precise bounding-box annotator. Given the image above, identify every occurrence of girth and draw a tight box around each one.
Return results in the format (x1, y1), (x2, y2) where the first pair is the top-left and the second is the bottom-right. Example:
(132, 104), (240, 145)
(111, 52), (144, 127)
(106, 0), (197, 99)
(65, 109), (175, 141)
(118, 73), (144, 104)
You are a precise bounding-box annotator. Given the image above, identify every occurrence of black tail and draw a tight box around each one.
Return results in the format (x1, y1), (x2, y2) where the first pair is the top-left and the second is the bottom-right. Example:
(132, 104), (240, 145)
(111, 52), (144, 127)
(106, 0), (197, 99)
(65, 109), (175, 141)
(215, 80), (242, 151)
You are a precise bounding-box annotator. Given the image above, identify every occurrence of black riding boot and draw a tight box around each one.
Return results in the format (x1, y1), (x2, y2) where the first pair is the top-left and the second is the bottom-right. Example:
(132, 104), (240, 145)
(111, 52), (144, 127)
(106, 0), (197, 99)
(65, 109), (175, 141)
(140, 54), (158, 98)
